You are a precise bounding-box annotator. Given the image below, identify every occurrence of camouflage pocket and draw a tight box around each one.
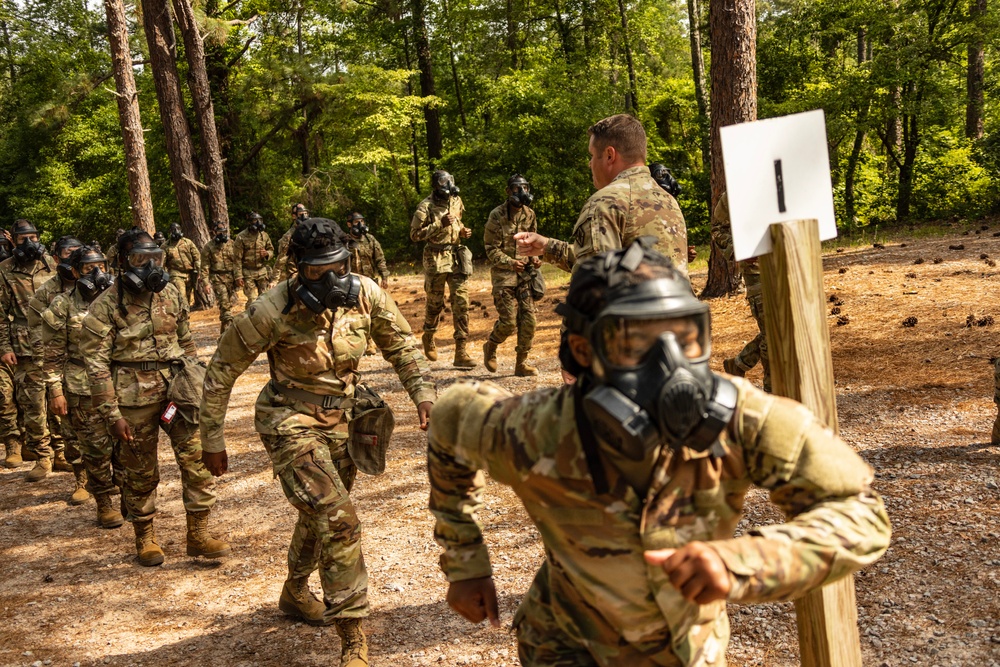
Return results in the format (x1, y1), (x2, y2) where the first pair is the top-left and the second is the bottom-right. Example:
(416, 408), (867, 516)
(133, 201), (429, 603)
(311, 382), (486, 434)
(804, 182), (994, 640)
(280, 449), (339, 513)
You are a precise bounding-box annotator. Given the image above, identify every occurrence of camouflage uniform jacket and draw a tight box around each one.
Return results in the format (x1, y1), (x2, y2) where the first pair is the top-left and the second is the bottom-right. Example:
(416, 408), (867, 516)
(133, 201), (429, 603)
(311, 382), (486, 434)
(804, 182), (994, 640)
(350, 234), (388, 282)
(484, 203), (536, 288)
(79, 283), (197, 429)
(0, 255), (57, 358)
(200, 277), (436, 474)
(40, 288), (94, 398)
(409, 195), (466, 274)
(165, 237), (201, 275)
(710, 192), (760, 296)
(543, 166), (688, 275)
(232, 229), (274, 281)
(428, 378), (890, 665)
(26, 275), (74, 385)
(276, 225), (297, 282)
(199, 238), (237, 283)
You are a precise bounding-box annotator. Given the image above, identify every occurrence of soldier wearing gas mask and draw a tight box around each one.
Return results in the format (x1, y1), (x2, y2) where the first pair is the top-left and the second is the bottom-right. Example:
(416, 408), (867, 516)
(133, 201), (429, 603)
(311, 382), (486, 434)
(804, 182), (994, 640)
(104, 228), (126, 271)
(199, 218), (435, 667)
(277, 203), (310, 283)
(78, 228), (228, 567)
(429, 242), (890, 666)
(40, 246), (123, 523)
(482, 174), (541, 376)
(164, 223), (200, 306)
(233, 212), (275, 303)
(199, 221), (239, 333)
(409, 170), (476, 368)
(0, 220), (60, 477)
(346, 213), (388, 290)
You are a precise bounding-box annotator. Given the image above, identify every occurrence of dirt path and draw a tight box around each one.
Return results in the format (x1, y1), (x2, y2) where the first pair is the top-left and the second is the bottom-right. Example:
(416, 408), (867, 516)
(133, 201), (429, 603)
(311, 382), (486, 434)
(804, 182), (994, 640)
(2, 231), (999, 667)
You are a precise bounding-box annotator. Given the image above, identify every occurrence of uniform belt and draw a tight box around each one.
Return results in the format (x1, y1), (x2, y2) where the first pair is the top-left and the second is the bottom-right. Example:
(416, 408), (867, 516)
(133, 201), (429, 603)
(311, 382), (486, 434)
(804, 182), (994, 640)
(269, 380), (352, 410)
(113, 360), (176, 371)
(67, 358), (86, 368)
(210, 270), (231, 276)
(426, 243), (461, 252)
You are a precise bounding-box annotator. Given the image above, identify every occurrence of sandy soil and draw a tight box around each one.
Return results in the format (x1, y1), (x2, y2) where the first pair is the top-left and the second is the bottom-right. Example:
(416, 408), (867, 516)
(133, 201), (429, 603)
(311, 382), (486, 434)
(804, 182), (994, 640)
(2, 230), (999, 667)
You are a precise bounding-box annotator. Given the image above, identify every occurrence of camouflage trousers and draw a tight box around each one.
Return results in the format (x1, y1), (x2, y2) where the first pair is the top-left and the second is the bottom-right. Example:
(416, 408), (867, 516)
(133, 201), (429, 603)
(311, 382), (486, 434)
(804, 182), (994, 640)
(210, 277), (237, 333)
(241, 268), (271, 304)
(67, 392), (121, 496)
(423, 271), (470, 341)
(169, 270), (194, 306)
(0, 362), (19, 441)
(262, 430), (369, 620)
(117, 401), (216, 522)
(488, 284), (536, 355)
(515, 562), (683, 667)
(13, 359), (63, 460)
(733, 293), (771, 393)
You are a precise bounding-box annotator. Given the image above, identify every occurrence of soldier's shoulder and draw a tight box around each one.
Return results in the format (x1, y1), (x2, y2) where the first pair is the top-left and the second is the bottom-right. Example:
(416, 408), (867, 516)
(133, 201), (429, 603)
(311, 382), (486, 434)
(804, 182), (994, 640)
(46, 290), (71, 318)
(247, 282), (291, 319)
(0, 257), (12, 275)
(415, 196), (434, 213)
(486, 203), (506, 221)
(87, 284), (119, 318)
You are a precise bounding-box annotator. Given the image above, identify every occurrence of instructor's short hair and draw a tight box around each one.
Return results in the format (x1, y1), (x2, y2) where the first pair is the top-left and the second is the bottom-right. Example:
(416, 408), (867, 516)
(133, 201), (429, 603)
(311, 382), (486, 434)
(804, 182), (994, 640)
(588, 114), (647, 163)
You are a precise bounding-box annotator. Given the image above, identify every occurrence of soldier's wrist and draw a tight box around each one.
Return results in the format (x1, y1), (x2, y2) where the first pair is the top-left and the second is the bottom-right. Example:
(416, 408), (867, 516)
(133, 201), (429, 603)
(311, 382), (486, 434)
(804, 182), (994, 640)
(47, 385), (64, 399)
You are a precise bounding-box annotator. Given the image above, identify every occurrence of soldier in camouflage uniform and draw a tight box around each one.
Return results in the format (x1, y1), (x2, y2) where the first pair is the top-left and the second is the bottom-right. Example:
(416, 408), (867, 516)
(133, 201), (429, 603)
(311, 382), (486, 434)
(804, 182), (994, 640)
(429, 243), (891, 667)
(200, 221), (239, 333)
(410, 170), (476, 368)
(0, 220), (61, 480)
(276, 203), (310, 283)
(164, 223), (201, 306)
(104, 228), (125, 271)
(233, 212), (274, 303)
(0, 232), (24, 468)
(347, 212), (390, 356)
(483, 174), (540, 377)
(711, 192), (770, 393)
(515, 114), (688, 275)
(41, 246), (124, 525)
(79, 229), (229, 567)
(199, 218), (435, 667)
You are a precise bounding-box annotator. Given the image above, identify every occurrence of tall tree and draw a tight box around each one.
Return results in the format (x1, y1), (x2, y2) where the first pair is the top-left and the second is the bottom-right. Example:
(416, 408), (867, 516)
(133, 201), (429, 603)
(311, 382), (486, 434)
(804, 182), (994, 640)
(103, 0), (155, 235)
(411, 0), (442, 163)
(616, 0), (639, 110)
(140, 0), (210, 246)
(687, 0), (710, 171)
(703, 0), (756, 298)
(966, 0), (986, 140)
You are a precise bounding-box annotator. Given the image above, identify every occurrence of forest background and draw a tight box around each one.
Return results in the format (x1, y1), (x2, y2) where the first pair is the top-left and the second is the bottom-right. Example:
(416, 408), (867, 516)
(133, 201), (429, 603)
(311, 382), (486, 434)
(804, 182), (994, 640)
(0, 0), (998, 271)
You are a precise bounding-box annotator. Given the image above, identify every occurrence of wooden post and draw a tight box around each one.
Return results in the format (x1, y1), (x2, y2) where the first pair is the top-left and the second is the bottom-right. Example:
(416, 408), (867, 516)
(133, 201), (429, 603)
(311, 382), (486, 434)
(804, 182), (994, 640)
(758, 219), (863, 667)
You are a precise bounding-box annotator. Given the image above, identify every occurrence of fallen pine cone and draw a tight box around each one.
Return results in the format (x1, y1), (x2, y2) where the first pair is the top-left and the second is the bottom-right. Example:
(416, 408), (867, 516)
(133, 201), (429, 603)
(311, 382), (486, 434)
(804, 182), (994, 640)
(933, 257), (943, 264)
(914, 258), (925, 264)
(980, 316), (995, 327)
(988, 260), (997, 267)
(836, 316), (850, 326)
(949, 244), (965, 250)
(838, 267), (849, 274)
(873, 242), (885, 249)
(981, 254), (989, 260)
(902, 317), (917, 327)
(831, 306), (842, 315)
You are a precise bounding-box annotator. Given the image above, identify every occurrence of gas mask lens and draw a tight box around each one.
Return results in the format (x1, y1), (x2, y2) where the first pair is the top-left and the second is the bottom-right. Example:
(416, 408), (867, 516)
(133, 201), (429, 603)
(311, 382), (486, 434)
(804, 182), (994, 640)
(80, 261), (107, 274)
(127, 249), (164, 270)
(301, 259), (349, 282)
(596, 314), (709, 368)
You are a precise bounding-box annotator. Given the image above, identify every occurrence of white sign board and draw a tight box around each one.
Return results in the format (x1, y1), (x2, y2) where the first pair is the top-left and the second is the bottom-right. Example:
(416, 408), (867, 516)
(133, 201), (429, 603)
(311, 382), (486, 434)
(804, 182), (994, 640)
(720, 109), (837, 261)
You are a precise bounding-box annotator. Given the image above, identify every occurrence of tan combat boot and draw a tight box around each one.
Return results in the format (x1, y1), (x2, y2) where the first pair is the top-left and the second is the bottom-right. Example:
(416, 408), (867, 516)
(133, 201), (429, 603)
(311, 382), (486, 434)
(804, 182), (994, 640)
(21, 447), (38, 462)
(421, 331), (437, 361)
(95, 493), (124, 529)
(483, 340), (498, 373)
(133, 519), (165, 566)
(25, 457), (52, 482)
(335, 618), (369, 667)
(69, 464), (91, 505)
(53, 451), (74, 473)
(514, 352), (538, 377)
(278, 577), (330, 626)
(453, 340), (476, 369)
(3, 438), (22, 468)
(185, 509), (232, 558)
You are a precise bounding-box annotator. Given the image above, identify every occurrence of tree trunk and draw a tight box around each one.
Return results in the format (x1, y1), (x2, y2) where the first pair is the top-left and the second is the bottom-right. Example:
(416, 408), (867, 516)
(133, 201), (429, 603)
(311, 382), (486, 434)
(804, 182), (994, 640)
(103, 0), (156, 235)
(616, 0), (639, 111)
(172, 0), (229, 228)
(411, 0), (442, 162)
(0, 20), (15, 85)
(687, 0), (710, 170)
(897, 108), (919, 222)
(140, 0), (210, 247)
(966, 0), (986, 140)
(505, 0), (518, 69)
(703, 0), (756, 298)
(844, 28), (868, 232)
(401, 29), (421, 190)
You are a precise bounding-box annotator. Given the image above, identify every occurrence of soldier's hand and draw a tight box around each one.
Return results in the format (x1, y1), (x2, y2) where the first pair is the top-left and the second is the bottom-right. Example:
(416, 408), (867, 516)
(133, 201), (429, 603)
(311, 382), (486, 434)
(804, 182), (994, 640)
(687, 245), (697, 263)
(50, 395), (68, 416)
(447, 576), (500, 627)
(459, 226), (473, 239)
(379, 277), (388, 289)
(236, 278), (244, 288)
(511, 260), (526, 272)
(202, 450), (228, 477)
(110, 418), (134, 443)
(443, 213), (455, 225)
(1, 352), (16, 366)
(514, 232), (546, 257)
(644, 542), (731, 605)
(417, 401), (433, 431)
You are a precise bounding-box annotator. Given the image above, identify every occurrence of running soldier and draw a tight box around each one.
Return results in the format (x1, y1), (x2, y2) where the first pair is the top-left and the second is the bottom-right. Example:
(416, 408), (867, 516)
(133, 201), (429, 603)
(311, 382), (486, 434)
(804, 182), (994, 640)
(200, 222), (239, 333)
(429, 242), (891, 666)
(79, 229), (229, 566)
(0, 232), (24, 467)
(199, 218), (435, 667)
(409, 170), (475, 368)
(483, 174), (540, 377)
(234, 212), (274, 303)
(164, 223), (201, 306)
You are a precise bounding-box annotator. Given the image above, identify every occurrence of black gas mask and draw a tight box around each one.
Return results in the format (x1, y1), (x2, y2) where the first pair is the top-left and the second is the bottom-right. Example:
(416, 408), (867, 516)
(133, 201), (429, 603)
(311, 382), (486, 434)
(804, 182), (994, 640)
(54, 237), (84, 281)
(169, 224), (183, 242)
(349, 221), (368, 237)
(248, 214), (266, 233)
(77, 267), (114, 302)
(13, 237), (45, 264)
(0, 242), (9, 263)
(121, 240), (169, 295)
(291, 218), (362, 314)
(432, 171), (460, 200)
(214, 230), (229, 244)
(507, 175), (534, 208)
(649, 163), (682, 198)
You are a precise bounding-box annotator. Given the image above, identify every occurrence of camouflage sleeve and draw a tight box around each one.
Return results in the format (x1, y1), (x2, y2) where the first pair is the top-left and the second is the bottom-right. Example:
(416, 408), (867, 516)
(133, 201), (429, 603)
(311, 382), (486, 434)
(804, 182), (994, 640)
(428, 381), (516, 582)
(455, 197), (465, 224)
(368, 283), (436, 407)
(264, 232), (274, 262)
(26, 292), (48, 367)
(200, 299), (279, 453)
(189, 240), (201, 274)
(711, 192), (735, 263)
(0, 273), (11, 357)
(707, 384), (892, 604)
(409, 202), (445, 242)
(40, 295), (69, 399)
(173, 287), (197, 357)
(541, 237), (575, 273)
(232, 236), (245, 282)
(483, 209), (514, 269)
(80, 293), (121, 428)
(372, 238), (388, 279)
(199, 245), (210, 283)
